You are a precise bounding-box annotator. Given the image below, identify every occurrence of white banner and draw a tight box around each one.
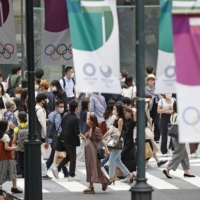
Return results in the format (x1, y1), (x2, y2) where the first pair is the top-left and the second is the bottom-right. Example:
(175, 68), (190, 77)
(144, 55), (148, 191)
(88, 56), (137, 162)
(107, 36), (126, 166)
(0, 0), (18, 64)
(41, 0), (73, 66)
(67, 0), (121, 94)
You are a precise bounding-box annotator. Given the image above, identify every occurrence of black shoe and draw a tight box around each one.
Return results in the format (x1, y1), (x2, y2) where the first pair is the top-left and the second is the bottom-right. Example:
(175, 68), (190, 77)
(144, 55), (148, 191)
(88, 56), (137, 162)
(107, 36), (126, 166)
(163, 170), (172, 179)
(42, 175), (52, 180)
(11, 187), (23, 194)
(64, 175), (69, 178)
(158, 160), (168, 167)
(184, 174), (195, 178)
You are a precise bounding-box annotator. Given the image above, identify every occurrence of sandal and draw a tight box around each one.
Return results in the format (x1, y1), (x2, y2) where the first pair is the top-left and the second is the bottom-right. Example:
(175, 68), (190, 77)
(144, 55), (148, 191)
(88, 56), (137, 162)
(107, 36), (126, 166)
(102, 183), (109, 191)
(83, 187), (95, 194)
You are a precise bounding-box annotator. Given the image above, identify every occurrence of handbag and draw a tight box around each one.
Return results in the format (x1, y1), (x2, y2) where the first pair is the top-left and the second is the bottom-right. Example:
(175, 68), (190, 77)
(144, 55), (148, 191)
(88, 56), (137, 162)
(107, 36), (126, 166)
(145, 142), (153, 159)
(168, 115), (179, 139)
(107, 138), (123, 150)
(90, 139), (105, 160)
(52, 134), (65, 152)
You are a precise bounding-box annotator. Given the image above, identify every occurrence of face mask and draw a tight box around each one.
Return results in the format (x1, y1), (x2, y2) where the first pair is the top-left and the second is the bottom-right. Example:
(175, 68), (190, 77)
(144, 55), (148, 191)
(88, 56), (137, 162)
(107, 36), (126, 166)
(125, 115), (130, 119)
(13, 106), (17, 112)
(58, 108), (64, 114)
(52, 87), (57, 91)
(86, 120), (91, 126)
(35, 85), (39, 90)
(165, 94), (172, 99)
(71, 73), (75, 78)
(121, 78), (125, 83)
(46, 99), (49, 104)
(113, 110), (117, 116)
(16, 94), (21, 99)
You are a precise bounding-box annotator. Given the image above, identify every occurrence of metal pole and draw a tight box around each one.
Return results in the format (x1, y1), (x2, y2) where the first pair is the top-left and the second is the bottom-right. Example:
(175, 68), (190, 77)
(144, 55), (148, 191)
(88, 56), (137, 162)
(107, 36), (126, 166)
(21, 0), (25, 79)
(62, 65), (65, 77)
(130, 0), (153, 199)
(24, 0), (42, 199)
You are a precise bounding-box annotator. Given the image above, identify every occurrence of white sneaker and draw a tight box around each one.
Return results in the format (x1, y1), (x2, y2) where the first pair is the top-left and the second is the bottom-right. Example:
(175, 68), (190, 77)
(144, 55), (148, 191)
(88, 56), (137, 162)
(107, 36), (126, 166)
(191, 153), (198, 158)
(120, 176), (130, 183)
(195, 151), (199, 157)
(146, 163), (154, 169)
(52, 168), (59, 179)
(68, 176), (80, 181)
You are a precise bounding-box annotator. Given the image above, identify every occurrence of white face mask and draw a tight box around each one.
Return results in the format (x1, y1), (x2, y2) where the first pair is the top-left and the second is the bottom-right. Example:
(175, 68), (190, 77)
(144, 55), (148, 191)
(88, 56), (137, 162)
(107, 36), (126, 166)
(71, 73), (75, 78)
(165, 94), (172, 99)
(121, 77), (125, 83)
(52, 86), (57, 91)
(46, 99), (49, 104)
(58, 108), (64, 114)
(35, 85), (39, 90)
(113, 110), (117, 116)
(16, 94), (21, 99)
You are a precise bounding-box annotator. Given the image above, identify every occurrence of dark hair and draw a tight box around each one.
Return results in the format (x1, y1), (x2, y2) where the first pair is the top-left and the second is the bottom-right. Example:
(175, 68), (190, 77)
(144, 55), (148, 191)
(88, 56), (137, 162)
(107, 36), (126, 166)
(89, 114), (98, 132)
(35, 78), (41, 85)
(124, 107), (133, 118)
(55, 100), (64, 107)
(35, 68), (44, 79)
(21, 89), (28, 106)
(51, 80), (63, 96)
(122, 97), (131, 105)
(65, 66), (73, 74)
(121, 69), (128, 78)
(81, 99), (89, 111)
(0, 120), (8, 139)
(0, 82), (5, 95)
(36, 93), (47, 103)
(173, 101), (177, 113)
(22, 79), (28, 89)
(146, 66), (154, 74)
(124, 75), (133, 87)
(18, 111), (27, 123)
(11, 65), (21, 75)
(115, 102), (127, 131)
(69, 101), (78, 112)
(104, 100), (115, 120)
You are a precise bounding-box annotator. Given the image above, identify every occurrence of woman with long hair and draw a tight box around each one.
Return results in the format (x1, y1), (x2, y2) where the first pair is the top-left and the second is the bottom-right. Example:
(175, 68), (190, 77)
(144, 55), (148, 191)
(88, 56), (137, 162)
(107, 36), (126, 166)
(51, 80), (68, 112)
(122, 75), (136, 99)
(103, 103), (135, 184)
(84, 114), (110, 194)
(0, 121), (22, 193)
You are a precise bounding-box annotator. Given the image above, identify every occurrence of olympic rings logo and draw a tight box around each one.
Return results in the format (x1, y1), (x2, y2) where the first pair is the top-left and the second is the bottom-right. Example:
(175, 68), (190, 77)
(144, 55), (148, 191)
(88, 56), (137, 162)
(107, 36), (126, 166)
(164, 65), (176, 78)
(44, 44), (73, 60)
(83, 63), (96, 76)
(183, 107), (200, 134)
(164, 82), (174, 87)
(0, 43), (15, 59)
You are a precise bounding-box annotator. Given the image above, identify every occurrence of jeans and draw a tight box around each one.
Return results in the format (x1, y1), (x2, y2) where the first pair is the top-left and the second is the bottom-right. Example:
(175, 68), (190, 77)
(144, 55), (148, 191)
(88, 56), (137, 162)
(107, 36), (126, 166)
(57, 144), (76, 177)
(46, 148), (69, 176)
(109, 149), (130, 178)
(101, 155), (110, 167)
(68, 97), (75, 104)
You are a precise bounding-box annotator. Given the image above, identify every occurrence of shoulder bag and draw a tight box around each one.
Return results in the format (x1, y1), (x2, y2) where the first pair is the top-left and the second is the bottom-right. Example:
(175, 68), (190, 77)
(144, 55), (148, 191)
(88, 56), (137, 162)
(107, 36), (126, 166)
(168, 115), (178, 139)
(90, 138), (105, 160)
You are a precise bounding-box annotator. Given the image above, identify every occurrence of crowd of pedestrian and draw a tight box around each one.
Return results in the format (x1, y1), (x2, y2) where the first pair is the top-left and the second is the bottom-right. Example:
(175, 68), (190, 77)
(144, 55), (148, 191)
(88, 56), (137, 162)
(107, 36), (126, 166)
(0, 65), (197, 194)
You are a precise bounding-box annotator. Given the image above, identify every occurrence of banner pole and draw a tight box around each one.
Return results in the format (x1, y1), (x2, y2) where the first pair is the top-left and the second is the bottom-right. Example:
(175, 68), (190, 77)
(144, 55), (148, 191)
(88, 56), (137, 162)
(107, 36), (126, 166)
(130, 0), (153, 199)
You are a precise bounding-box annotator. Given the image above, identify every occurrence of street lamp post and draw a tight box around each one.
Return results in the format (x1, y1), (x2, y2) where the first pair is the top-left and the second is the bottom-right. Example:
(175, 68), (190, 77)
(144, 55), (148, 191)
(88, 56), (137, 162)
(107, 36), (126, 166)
(24, 0), (42, 199)
(130, 0), (153, 199)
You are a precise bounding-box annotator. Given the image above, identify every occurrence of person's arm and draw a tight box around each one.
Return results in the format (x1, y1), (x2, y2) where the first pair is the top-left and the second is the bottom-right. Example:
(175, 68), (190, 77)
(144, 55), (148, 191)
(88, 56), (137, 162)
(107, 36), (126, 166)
(101, 139), (110, 155)
(118, 118), (123, 134)
(37, 109), (46, 138)
(157, 105), (173, 114)
(89, 98), (95, 112)
(59, 79), (64, 90)
(5, 142), (17, 151)
(74, 118), (86, 140)
(132, 86), (137, 99)
(8, 114), (16, 130)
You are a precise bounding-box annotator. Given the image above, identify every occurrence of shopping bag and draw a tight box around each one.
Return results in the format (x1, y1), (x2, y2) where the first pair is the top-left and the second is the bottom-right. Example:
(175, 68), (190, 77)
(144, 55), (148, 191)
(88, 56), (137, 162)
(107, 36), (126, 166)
(53, 151), (68, 166)
(145, 142), (153, 159)
(77, 139), (85, 162)
(41, 143), (52, 160)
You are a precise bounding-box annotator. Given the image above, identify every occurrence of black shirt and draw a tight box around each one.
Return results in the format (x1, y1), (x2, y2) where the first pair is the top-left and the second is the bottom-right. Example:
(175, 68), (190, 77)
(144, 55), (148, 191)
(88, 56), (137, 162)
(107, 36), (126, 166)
(61, 113), (80, 146)
(0, 97), (5, 109)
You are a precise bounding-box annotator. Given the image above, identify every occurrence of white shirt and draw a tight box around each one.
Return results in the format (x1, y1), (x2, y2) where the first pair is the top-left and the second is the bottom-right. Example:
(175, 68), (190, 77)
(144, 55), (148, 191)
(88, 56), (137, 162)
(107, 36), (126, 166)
(35, 104), (46, 138)
(105, 115), (116, 127)
(0, 134), (10, 143)
(158, 98), (175, 114)
(122, 86), (137, 99)
(60, 77), (75, 98)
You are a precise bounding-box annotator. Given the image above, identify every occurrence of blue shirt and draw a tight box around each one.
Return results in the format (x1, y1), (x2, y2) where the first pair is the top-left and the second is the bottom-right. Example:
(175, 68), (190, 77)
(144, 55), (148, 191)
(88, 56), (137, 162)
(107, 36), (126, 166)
(89, 94), (106, 123)
(60, 77), (75, 98)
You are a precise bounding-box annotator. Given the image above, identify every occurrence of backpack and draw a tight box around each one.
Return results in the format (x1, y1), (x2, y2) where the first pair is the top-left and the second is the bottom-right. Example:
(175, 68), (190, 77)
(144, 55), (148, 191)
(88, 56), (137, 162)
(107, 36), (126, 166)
(35, 108), (42, 139)
(62, 77), (75, 92)
(6, 76), (20, 97)
(47, 113), (61, 139)
(17, 124), (29, 152)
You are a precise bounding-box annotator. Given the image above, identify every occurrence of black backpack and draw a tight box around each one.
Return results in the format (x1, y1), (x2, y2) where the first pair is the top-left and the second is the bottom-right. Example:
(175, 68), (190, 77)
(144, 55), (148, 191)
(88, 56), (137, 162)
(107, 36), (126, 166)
(47, 113), (61, 139)
(6, 76), (20, 97)
(62, 77), (75, 92)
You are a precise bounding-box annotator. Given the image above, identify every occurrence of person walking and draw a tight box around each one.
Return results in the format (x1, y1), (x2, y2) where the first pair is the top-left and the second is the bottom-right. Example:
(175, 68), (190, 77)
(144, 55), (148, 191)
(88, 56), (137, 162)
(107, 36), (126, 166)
(157, 94), (175, 156)
(103, 103), (135, 184)
(52, 101), (86, 180)
(59, 66), (76, 103)
(145, 74), (160, 143)
(163, 102), (195, 178)
(0, 120), (22, 194)
(83, 114), (110, 194)
(0, 83), (10, 120)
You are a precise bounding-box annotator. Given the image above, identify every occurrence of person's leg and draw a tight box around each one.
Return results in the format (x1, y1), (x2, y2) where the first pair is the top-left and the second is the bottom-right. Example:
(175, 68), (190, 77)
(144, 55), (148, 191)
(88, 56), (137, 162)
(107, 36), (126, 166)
(66, 145), (77, 177)
(18, 152), (24, 178)
(153, 112), (160, 142)
(46, 148), (55, 170)
(61, 166), (69, 177)
(180, 145), (190, 171)
(108, 150), (118, 179)
(101, 155), (110, 167)
(160, 115), (169, 155)
(57, 144), (70, 172)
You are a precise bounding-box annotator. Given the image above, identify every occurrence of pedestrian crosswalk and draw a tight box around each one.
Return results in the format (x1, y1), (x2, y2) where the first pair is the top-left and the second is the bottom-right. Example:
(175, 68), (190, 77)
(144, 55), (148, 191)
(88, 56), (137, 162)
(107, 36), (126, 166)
(2, 156), (200, 193)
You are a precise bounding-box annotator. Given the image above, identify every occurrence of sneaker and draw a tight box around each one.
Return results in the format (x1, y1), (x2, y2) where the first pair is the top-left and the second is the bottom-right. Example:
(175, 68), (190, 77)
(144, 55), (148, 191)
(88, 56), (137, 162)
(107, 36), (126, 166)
(52, 168), (59, 179)
(11, 187), (23, 194)
(146, 163), (154, 169)
(158, 160), (168, 167)
(120, 176), (130, 183)
(68, 176), (80, 181)
(191, 153), (198, 158)
(42, 175), (52, 180)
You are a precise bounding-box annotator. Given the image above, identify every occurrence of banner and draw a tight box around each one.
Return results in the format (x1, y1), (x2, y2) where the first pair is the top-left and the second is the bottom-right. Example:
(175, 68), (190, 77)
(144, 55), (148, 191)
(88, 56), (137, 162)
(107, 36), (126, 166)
(66, 0), (121, 94)
(155, 0), (176, 94)
(0, 0), (18, 64)
(41, 0), (73, 66)
(173, 14), (200, 143)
